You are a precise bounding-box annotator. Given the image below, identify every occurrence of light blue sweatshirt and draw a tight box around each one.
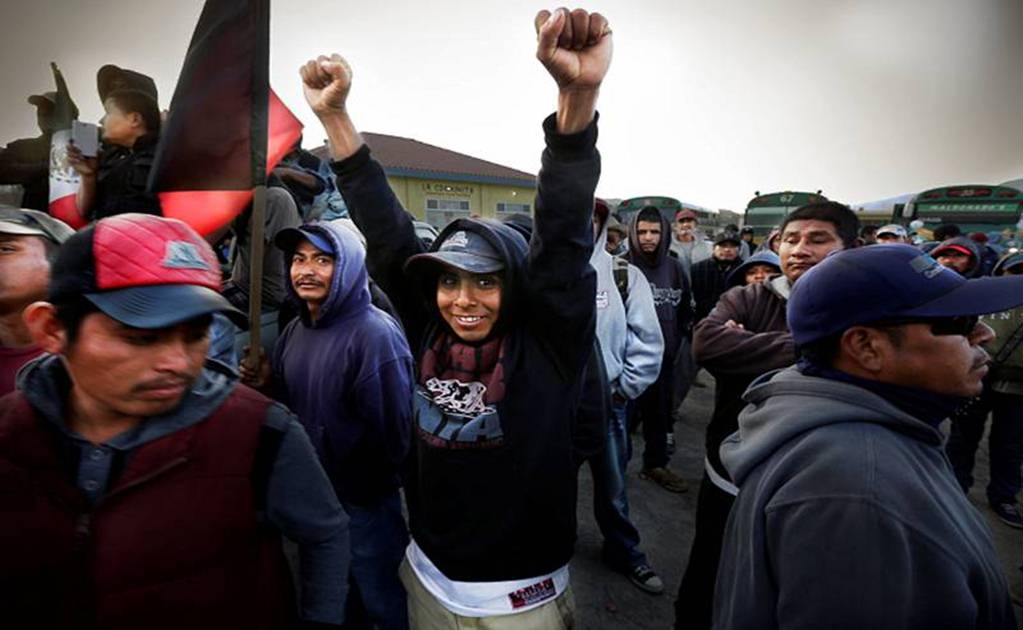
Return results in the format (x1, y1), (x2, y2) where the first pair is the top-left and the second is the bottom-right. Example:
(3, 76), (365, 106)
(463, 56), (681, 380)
(589, 211), (664, 400)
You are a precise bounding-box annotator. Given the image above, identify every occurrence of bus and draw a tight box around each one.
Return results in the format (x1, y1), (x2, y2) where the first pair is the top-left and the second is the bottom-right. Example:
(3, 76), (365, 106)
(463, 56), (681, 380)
(616, 196), (721, 237)
(743, 191), (827, 241)
(897, 184), (1023, 238)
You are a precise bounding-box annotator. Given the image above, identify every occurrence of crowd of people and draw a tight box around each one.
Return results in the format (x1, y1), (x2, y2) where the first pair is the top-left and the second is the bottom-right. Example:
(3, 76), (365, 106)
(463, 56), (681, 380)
(2, 7), (1023, 630)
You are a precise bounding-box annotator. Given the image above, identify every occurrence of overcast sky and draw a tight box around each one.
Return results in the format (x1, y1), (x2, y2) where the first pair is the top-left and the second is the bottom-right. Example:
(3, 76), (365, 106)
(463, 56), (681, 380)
(1, 0), (1020, 210)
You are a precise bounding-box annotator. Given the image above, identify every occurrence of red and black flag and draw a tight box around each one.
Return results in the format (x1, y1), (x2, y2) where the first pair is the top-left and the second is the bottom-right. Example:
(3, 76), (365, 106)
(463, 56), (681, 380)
(148, 0), (301, 236)
(47, 63), (86, 229)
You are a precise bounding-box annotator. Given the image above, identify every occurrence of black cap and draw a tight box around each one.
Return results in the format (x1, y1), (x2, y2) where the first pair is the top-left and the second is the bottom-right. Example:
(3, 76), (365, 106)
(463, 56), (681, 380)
(714, 230), (741, 246)
(97, 65), (159, 104)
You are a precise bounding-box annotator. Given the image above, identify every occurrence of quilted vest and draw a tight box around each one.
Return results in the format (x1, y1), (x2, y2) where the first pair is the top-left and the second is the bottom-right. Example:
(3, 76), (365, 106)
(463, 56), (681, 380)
(0, 385), (296, 629)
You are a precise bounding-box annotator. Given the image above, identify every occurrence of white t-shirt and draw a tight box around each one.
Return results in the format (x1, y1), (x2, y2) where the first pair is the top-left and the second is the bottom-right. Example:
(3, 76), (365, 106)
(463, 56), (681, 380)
(405, 540), (570, 617)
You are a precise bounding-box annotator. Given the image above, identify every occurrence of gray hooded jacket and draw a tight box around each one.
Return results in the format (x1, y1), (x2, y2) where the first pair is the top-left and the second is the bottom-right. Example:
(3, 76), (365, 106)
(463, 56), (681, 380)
(713, 367), (1016, 630)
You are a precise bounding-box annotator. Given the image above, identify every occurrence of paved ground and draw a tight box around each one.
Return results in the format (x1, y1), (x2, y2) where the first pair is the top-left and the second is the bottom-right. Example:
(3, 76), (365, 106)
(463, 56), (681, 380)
(570, 373), (1023, 629)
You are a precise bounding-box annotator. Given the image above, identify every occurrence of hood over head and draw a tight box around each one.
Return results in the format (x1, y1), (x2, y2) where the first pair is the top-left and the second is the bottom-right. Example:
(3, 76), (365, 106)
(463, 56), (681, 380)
(994, 251), (1023, 276)
(627, 206), (673, 267)
(931, 236), (982, 277)
(278, 220), (371, 327)
(404, 217), (529, 341)
(726, 250), (782, 288)
(591, 198), (611, 258)
(720, 366), (943, 486)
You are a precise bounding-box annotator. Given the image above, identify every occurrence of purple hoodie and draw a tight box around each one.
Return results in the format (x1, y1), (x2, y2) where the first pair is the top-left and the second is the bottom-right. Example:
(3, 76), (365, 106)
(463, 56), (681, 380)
(272, 221), (414, 506)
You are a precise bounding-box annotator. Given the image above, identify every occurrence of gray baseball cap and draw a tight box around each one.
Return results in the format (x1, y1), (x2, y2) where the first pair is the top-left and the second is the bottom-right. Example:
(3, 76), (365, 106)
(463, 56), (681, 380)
(0, 206), (75, 243)
(405, 229), (505, 275)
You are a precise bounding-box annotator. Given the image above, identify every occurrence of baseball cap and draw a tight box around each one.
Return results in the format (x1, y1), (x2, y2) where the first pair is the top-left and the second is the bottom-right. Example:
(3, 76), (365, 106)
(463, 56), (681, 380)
(876, 224), (907, 238)
(788, 244), (1023, 345)
(48, 214), (245, 329)
(405, 229), (504, 275)
(931, 243), (974, 258)
(27, 91), (57, 109)
(676, 209), (698, 221)
(97, 64), (159, 103)
(274, 226), (336, 256)
(0, 206), (74, 243)
(714, 230), (741, 246)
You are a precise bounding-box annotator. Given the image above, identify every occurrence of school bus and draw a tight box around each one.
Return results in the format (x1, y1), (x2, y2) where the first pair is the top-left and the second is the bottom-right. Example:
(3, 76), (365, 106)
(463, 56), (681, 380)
(896, 184), (1023, 237)
(743, 191), (827, 241)
(616, 196), (724, 235)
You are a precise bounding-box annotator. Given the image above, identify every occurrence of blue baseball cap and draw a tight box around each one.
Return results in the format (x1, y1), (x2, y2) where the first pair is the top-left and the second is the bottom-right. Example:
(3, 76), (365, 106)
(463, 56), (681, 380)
(274, 226), (335, 256)
(788, 244), (1023, 345)
(405, 229), (504, 275)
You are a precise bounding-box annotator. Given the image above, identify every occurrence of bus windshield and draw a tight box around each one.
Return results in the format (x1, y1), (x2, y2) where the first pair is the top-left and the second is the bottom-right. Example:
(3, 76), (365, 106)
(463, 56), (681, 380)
(903, 186), (1023, 236)
(743, 192), (827, 240)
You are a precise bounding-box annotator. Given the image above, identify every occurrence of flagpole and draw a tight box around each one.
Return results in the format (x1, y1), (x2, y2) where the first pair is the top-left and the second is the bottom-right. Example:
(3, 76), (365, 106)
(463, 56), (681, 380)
(247, 185), (266, 368)
(246, 0), (271, 373)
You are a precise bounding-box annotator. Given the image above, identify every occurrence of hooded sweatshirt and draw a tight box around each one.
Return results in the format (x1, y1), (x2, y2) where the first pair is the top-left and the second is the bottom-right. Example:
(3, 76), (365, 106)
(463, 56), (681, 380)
(273, 220), (413, 507)
(713, 367), (1016, 630)
(627, 210), (694, 361)
(591, 204), (664, 399)
(933, 236), (984, 278)
(335, 114), (598, 585)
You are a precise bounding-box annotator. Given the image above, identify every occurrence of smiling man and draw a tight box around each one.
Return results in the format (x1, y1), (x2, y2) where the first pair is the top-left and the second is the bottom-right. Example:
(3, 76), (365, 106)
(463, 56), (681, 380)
(300, 7), (611, 625)
(714, 244), (1023, 629)
(0, 213), (349, 628)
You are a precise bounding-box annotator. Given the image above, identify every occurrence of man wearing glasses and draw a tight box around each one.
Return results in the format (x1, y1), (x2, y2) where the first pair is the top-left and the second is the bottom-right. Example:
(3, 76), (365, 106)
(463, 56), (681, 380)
(713, 244), (1023, 629)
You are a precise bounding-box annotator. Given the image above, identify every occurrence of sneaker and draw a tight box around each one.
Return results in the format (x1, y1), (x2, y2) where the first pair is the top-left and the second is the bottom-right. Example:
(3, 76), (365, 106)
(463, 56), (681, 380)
(628, 564), (664, 595)
(991, 502), (1023, 529)
(640, 467), (689, 493)
(666, 432), (676, 457)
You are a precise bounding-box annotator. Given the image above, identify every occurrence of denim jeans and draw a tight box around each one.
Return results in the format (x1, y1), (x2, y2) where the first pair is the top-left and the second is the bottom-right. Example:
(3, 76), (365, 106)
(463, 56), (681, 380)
(340, 491), (410, 630)
(589, 399), (647, 571)
(946, 389), (1023, 505)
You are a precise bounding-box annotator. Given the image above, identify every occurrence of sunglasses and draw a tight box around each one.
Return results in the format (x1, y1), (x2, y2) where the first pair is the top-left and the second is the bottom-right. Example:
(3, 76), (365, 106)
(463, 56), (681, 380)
(870, 315), (979, 337)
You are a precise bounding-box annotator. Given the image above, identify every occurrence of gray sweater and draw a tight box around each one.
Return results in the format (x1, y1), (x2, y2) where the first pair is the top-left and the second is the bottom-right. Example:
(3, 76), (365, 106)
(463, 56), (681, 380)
(714, 367), (1016, 630)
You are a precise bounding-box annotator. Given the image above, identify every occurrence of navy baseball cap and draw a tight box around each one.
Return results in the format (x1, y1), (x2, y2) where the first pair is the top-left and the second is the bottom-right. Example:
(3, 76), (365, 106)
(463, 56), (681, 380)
(789, 244), (1023, 345)
(48, 214), (245, 329)
(274, 226), (335, 256)
(405, 229), (504, 275)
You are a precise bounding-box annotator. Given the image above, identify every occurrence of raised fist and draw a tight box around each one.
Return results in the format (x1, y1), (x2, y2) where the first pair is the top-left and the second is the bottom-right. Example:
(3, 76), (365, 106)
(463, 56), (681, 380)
(535, 8), (613, 92)
(300, 54), (354, 119)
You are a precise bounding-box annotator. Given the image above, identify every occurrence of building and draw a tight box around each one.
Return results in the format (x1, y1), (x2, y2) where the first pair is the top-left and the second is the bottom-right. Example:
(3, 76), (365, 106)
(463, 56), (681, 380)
(311, 133), (536, 230)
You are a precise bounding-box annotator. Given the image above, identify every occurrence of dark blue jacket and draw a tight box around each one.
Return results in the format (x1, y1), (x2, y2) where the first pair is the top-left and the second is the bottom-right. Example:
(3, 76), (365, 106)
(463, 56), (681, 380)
(273, 221), (414, 506)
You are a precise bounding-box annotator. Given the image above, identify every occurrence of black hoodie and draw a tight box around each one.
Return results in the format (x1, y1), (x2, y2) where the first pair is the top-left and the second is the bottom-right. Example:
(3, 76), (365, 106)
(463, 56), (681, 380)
(335, 114), (599, 582)
(626, 209), (694, 360)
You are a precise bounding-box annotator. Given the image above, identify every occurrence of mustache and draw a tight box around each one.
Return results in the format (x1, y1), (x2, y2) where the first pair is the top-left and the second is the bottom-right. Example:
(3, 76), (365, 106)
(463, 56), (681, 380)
(131, 376), (192, 394)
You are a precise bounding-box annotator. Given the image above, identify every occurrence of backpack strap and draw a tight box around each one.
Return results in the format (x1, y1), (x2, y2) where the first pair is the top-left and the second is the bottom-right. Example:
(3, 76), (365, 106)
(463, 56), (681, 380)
(612, 255), (630, 306)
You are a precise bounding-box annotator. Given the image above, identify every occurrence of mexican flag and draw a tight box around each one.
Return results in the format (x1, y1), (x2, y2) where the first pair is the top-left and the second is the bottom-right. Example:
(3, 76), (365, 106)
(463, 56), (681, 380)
(47, 62), (86, 229)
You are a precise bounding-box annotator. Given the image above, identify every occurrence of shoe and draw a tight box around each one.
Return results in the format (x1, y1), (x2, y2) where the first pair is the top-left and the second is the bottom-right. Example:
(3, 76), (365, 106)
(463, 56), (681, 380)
(991, 502), (1023, 529)
(640, 467), (689, 493)
(666, 432), (676, 457)
(628, 564), (664, 595)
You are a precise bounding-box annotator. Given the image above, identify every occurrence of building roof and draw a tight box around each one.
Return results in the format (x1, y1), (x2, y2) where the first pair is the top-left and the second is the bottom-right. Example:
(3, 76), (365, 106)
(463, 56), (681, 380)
(311, 132), (536, 188)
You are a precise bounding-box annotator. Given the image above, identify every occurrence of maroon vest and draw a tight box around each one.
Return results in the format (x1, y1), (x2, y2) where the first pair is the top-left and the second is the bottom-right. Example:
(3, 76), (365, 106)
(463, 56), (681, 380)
(0, 385), (296, 629)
